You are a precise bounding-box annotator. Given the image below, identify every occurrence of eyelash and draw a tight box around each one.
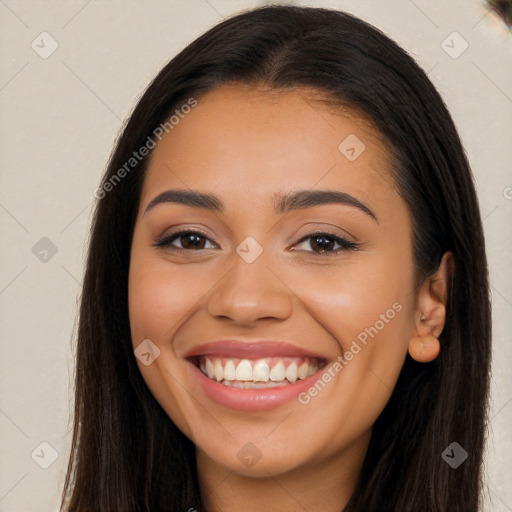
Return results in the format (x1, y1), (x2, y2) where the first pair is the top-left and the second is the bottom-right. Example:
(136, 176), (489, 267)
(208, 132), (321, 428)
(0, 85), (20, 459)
(153, 230), (360, 255)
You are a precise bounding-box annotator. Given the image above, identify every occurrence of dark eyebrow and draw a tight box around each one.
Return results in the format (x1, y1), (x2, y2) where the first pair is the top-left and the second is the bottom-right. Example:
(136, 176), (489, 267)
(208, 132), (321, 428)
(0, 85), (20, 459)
(143, 190), (224, 216)
(275, 189), (377, 222)
(143, 188), (377, 222)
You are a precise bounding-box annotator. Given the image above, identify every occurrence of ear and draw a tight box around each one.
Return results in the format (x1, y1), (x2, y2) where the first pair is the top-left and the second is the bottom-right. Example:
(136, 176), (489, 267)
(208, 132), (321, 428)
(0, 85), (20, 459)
(410, 251), (454, 362)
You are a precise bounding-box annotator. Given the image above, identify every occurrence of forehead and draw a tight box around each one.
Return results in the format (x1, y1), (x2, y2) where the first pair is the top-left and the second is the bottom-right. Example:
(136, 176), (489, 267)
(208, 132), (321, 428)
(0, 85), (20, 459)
(141, 83), (396, 210)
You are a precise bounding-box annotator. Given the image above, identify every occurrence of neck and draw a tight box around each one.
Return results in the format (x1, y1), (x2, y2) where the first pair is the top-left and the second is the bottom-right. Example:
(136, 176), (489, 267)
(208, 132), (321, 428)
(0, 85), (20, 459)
(196, 432), (369, 512)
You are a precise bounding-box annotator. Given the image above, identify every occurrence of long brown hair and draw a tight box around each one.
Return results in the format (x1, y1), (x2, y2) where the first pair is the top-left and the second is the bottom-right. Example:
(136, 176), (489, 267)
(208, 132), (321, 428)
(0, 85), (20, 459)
(61, 5), (491, 511)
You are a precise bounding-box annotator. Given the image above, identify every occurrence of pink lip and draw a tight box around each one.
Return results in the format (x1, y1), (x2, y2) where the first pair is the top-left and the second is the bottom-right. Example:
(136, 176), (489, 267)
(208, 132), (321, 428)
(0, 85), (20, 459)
(183, 340), (327, 412)
(184, 340), (325, 360)
(188, 362), (325, 411)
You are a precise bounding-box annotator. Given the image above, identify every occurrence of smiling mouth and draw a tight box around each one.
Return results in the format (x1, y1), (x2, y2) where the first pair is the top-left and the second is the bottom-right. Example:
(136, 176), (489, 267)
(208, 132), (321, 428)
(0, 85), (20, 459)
(194, 356), (324, 389)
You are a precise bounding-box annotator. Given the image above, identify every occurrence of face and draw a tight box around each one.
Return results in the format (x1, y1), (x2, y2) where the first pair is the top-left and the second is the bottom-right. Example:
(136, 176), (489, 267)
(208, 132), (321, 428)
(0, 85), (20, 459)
(128, 83), (417, 479)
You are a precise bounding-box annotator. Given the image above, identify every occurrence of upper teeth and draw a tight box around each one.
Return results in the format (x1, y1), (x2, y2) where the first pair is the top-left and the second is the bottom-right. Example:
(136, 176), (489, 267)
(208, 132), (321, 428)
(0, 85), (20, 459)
(199, 356), (319, 384)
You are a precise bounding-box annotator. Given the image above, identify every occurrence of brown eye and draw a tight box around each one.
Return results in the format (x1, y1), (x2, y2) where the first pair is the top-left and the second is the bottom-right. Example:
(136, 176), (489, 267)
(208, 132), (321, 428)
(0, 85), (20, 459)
(294, 232), (360, 254)
(178, 232), (207, 249)
(154, 230), (218, 251)
(310, 234), (336, 252)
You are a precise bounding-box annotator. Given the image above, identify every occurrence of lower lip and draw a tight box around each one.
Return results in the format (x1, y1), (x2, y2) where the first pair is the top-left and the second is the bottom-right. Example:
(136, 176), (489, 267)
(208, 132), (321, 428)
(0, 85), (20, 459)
(188, 361), (324, 411)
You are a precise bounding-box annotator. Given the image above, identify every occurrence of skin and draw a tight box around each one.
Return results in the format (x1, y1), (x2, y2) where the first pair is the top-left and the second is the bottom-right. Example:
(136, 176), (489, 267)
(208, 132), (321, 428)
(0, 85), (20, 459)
(128, 83), (451, 511)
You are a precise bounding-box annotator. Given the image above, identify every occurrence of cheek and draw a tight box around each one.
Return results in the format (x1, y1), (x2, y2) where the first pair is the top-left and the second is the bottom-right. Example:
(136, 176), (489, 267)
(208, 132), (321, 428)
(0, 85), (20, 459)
(128, 256), (207, 345)
(128, 254), (215, 440)
(281, 259), (414, 436)
(280, 255), (412, 351)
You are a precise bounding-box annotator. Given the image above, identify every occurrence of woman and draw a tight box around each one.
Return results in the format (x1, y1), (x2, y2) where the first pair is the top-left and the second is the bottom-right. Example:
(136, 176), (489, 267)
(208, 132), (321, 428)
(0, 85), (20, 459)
(61, 5), (491, 511)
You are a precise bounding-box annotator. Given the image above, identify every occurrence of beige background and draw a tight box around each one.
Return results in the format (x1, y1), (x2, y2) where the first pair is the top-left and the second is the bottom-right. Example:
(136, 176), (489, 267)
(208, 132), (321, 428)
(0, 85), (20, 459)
(0, 0), (510, 510)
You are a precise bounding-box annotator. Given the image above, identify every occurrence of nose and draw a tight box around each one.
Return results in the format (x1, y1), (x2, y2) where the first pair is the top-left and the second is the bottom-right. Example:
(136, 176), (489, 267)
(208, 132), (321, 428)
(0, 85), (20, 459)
(205, 249), (293, 326)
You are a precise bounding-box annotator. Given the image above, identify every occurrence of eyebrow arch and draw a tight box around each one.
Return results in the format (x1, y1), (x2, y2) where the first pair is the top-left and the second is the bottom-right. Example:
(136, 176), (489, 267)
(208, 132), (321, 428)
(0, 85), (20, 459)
(143, 188), (377, 222)
(143, 190), (223, 216)
(276, 189), (377, 222)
